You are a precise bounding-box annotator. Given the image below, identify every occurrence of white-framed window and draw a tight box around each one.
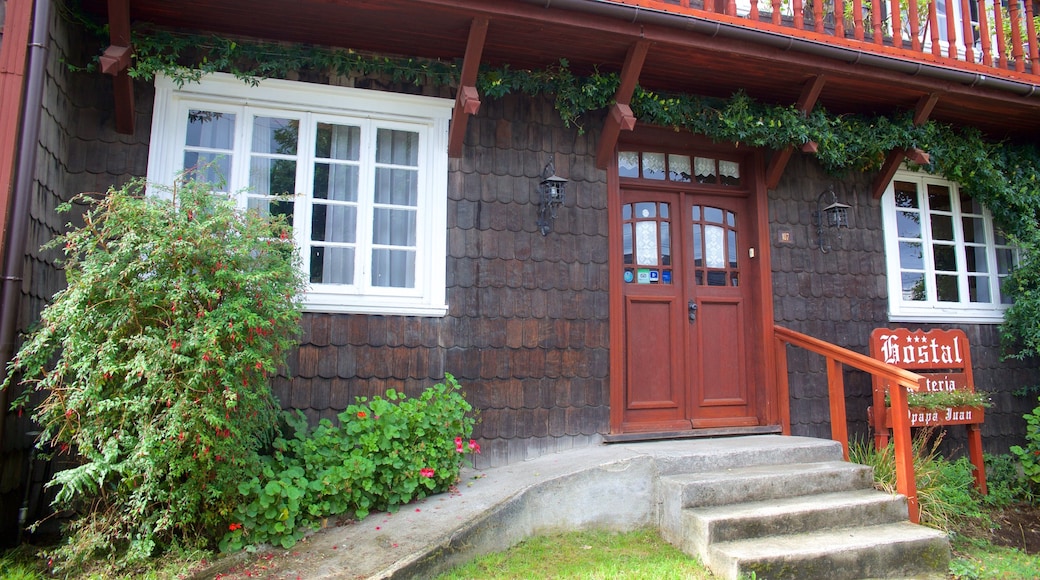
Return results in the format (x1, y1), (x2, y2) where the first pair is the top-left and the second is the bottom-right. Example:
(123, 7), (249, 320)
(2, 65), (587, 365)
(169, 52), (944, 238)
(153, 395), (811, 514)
(881, 169), (1017, 323)
(147, 73), (452, 316)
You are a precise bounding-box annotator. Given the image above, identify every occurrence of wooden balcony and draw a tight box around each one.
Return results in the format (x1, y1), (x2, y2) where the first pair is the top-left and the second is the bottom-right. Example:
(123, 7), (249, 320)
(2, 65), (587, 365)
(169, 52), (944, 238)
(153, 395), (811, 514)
(82, 0), (1040, 139)
(613, 0), (1038, 83)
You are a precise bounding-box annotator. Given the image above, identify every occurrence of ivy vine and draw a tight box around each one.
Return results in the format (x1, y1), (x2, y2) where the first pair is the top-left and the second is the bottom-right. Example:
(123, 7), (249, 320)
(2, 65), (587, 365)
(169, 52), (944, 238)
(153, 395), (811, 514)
(67, 18), (1040, 360)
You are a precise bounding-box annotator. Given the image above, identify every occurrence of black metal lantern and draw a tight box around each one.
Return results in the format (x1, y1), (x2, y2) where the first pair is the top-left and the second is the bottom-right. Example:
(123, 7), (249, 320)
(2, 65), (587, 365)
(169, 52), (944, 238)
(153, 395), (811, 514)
(536, 155), (568, 236)
(813, 186), (851, 253)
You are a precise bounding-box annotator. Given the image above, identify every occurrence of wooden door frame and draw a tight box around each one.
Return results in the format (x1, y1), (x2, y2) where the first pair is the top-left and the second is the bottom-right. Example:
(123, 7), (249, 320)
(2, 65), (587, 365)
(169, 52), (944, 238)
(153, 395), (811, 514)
(607, 126), (784, 435)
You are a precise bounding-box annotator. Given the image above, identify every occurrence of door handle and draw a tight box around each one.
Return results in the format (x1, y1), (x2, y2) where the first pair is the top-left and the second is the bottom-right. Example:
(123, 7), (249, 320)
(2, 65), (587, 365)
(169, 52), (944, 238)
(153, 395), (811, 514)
(688, 300), (698, 322)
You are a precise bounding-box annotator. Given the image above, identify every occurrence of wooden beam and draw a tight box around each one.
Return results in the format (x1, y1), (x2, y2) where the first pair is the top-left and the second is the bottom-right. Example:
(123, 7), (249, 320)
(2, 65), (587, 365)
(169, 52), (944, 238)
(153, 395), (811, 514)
(107, 0), (135, 135)
(765, 75), (826, 189)
(595, 40), (651, 170)
(872, 93), (941, 198)
(447, 16), (489, 158)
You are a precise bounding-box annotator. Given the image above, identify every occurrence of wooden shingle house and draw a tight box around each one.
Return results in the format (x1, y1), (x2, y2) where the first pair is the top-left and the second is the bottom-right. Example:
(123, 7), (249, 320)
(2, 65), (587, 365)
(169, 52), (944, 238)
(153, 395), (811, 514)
(2, 0), (1040, 539)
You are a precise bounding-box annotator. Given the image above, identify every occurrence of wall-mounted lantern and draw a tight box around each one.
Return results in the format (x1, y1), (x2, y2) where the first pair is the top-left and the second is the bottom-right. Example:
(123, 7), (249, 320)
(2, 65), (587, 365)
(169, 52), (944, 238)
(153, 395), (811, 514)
(813, 186), (851, 253)
(536, 155), (568, 236)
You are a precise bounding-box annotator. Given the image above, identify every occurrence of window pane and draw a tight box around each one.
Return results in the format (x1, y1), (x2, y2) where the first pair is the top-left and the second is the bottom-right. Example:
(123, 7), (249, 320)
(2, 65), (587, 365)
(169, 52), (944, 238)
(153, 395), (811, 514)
(719, 160), (741, 186)
(643, 153), (665, 180)
(376, 129), (419, 165)
(965, 246), (988, 273)
(930, 214), (953, 241)
(902, 272), (926, 301)
(374, 168), (418, 206)
(661, 222), (671, 266)
(899, 241), (924, 269)
(311, 204), (357, 243)
(968, 275), (991, 303)
(927, 184), (952, 211)
(315, 123), (360, 160)
(705, 225), (725, 268)
(250, 158), (297, 196)
(694, 157), (716, 183)
(183, 151), (230, 186)
(693, 224), (702, 267)
(623, 223), (633, 264)
(186, 110), (235, 148)
(896, 211), (921, 238)
(313, 163), (359, 202)
(253, 117), (298, 155)
(635, 221), (658, 266)
(668, 154), (691, 182)
(310, 247), (354, 285)
(373, 208), (416, 246)
(372, 249), (416, 288)
(618, 151), (639, 178)
(728, 230), (738, 268)
(893, 182), (919, 208)
(962, 216), (985, 243)
(247, 197), (294, 225)
(935, 274), (959, 301)
(996, 248), (1015, 275)
(635, 202), (656, 218)
(933, 244), (957, 271)
(704, 207), (724, 224)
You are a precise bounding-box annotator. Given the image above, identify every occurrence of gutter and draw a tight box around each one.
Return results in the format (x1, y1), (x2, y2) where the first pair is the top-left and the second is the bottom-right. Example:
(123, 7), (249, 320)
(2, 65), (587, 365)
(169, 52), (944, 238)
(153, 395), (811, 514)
(531, 0), (1040, 99)
(0, 0), (50, 447)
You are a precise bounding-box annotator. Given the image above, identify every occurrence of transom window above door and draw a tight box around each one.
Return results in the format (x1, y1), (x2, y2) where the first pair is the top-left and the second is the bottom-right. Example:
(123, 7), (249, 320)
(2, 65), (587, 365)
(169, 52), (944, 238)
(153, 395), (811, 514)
(618, 150), (742, 186)
(148, 73), (452, 316)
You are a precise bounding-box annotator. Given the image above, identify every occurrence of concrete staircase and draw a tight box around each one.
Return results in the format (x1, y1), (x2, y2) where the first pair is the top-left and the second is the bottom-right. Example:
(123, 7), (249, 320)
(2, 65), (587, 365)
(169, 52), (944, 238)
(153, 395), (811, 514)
(656, 440), (950, 579)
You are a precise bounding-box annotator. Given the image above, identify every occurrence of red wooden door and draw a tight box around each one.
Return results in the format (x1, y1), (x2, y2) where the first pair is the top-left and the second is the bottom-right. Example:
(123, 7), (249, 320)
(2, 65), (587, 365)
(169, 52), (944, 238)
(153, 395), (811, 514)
(619, 188), (758, 432)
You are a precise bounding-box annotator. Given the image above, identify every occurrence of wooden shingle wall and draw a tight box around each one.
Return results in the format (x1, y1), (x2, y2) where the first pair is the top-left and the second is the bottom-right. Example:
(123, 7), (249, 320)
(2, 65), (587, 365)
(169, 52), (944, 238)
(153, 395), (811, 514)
(273, 94), (611, 468)
(770, 154), (1040, 454)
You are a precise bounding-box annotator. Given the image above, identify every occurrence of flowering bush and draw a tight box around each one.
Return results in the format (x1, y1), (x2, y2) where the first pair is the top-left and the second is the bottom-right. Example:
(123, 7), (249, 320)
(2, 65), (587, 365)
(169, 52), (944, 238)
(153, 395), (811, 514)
(222, 374), (477, 551)
(2, 177), (304, 568)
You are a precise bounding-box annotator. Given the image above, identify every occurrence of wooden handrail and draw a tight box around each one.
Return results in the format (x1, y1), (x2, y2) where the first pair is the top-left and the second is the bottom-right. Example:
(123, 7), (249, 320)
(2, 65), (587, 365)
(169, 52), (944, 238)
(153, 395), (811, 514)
(611, 0), (1039, 81)
(773, 324), (924, 523)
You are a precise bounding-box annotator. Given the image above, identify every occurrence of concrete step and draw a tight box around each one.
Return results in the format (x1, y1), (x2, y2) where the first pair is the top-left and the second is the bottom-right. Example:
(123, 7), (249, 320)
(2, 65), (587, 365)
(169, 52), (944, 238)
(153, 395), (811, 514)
(649, 436), (846, 476)
(660, 460), (874, 510)
(707, 522), (950, 580)
(681, 489), (909, 558)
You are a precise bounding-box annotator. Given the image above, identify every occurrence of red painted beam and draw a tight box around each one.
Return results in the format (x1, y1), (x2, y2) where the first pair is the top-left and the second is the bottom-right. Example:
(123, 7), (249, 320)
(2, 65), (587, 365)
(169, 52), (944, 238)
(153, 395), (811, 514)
(595, 40), (650, 169)
(448, 16), (489, 158)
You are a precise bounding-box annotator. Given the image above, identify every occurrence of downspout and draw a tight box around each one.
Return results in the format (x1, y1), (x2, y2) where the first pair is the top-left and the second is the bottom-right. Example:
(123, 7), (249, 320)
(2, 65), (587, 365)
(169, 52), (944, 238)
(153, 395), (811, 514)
(0, 0), (50, 446)
(533, 0), (1040, 99)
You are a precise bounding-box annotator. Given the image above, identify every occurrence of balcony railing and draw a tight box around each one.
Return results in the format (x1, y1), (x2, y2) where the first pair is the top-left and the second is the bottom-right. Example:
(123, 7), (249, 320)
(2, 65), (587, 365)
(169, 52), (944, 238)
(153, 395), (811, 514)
(615, 0), (1039, 79)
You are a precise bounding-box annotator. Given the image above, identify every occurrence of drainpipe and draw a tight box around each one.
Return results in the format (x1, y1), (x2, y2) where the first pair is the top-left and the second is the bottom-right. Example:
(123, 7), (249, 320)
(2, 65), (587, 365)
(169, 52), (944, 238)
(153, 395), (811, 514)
(531, 0), (1040, 99)
(0, 0), (50, 449)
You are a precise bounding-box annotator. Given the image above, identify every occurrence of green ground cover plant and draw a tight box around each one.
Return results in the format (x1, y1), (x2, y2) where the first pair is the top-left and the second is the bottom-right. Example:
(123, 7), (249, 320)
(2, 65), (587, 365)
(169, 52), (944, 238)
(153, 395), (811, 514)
(222, 375), (478, 551)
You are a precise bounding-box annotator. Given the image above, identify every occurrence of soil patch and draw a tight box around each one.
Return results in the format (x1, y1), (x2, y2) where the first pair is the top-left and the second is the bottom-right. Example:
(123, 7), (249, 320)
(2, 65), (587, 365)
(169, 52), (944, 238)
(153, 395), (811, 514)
(986, 503), (1040, 554)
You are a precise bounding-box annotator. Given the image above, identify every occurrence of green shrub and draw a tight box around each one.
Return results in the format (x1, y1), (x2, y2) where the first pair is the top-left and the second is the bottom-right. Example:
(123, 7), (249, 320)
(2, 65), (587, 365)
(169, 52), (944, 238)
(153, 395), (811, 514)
(2, 177), (304, 569)
(982, 453), (1034, 508)
(1010, 397), (1040, 499)
(849, 429), (984, 530)
(222, 374), (477, 551)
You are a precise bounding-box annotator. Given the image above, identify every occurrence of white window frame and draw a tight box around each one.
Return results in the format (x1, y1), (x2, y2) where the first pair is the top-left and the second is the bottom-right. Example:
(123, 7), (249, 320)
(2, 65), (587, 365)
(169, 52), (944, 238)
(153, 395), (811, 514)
(147, 73), (452, 316)
(881, 169), (1017, 323)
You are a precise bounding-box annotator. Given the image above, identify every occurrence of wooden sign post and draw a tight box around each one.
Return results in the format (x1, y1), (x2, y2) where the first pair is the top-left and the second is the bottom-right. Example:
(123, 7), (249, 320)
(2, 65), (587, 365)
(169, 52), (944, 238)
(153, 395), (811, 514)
(869, 328), (987, 494)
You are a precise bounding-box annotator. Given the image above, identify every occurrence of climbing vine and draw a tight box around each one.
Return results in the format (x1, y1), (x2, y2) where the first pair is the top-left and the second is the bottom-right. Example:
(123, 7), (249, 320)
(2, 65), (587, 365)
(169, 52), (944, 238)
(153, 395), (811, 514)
(65, 15), (1040, 359)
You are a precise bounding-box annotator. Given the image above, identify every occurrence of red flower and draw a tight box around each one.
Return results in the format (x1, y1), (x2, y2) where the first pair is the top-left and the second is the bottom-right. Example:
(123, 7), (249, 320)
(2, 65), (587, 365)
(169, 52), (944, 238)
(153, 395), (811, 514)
(468, 440), (481, 454)
(357, 411), (367, 419)
(170, 340), (180, 350)
(229, 523), (242, 531)
(420, 468), (434, 478)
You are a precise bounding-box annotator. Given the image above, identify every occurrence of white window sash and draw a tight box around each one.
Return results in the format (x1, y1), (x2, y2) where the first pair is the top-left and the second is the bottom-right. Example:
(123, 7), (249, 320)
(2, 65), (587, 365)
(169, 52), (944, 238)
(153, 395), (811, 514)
(148, 73), (451, 316)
